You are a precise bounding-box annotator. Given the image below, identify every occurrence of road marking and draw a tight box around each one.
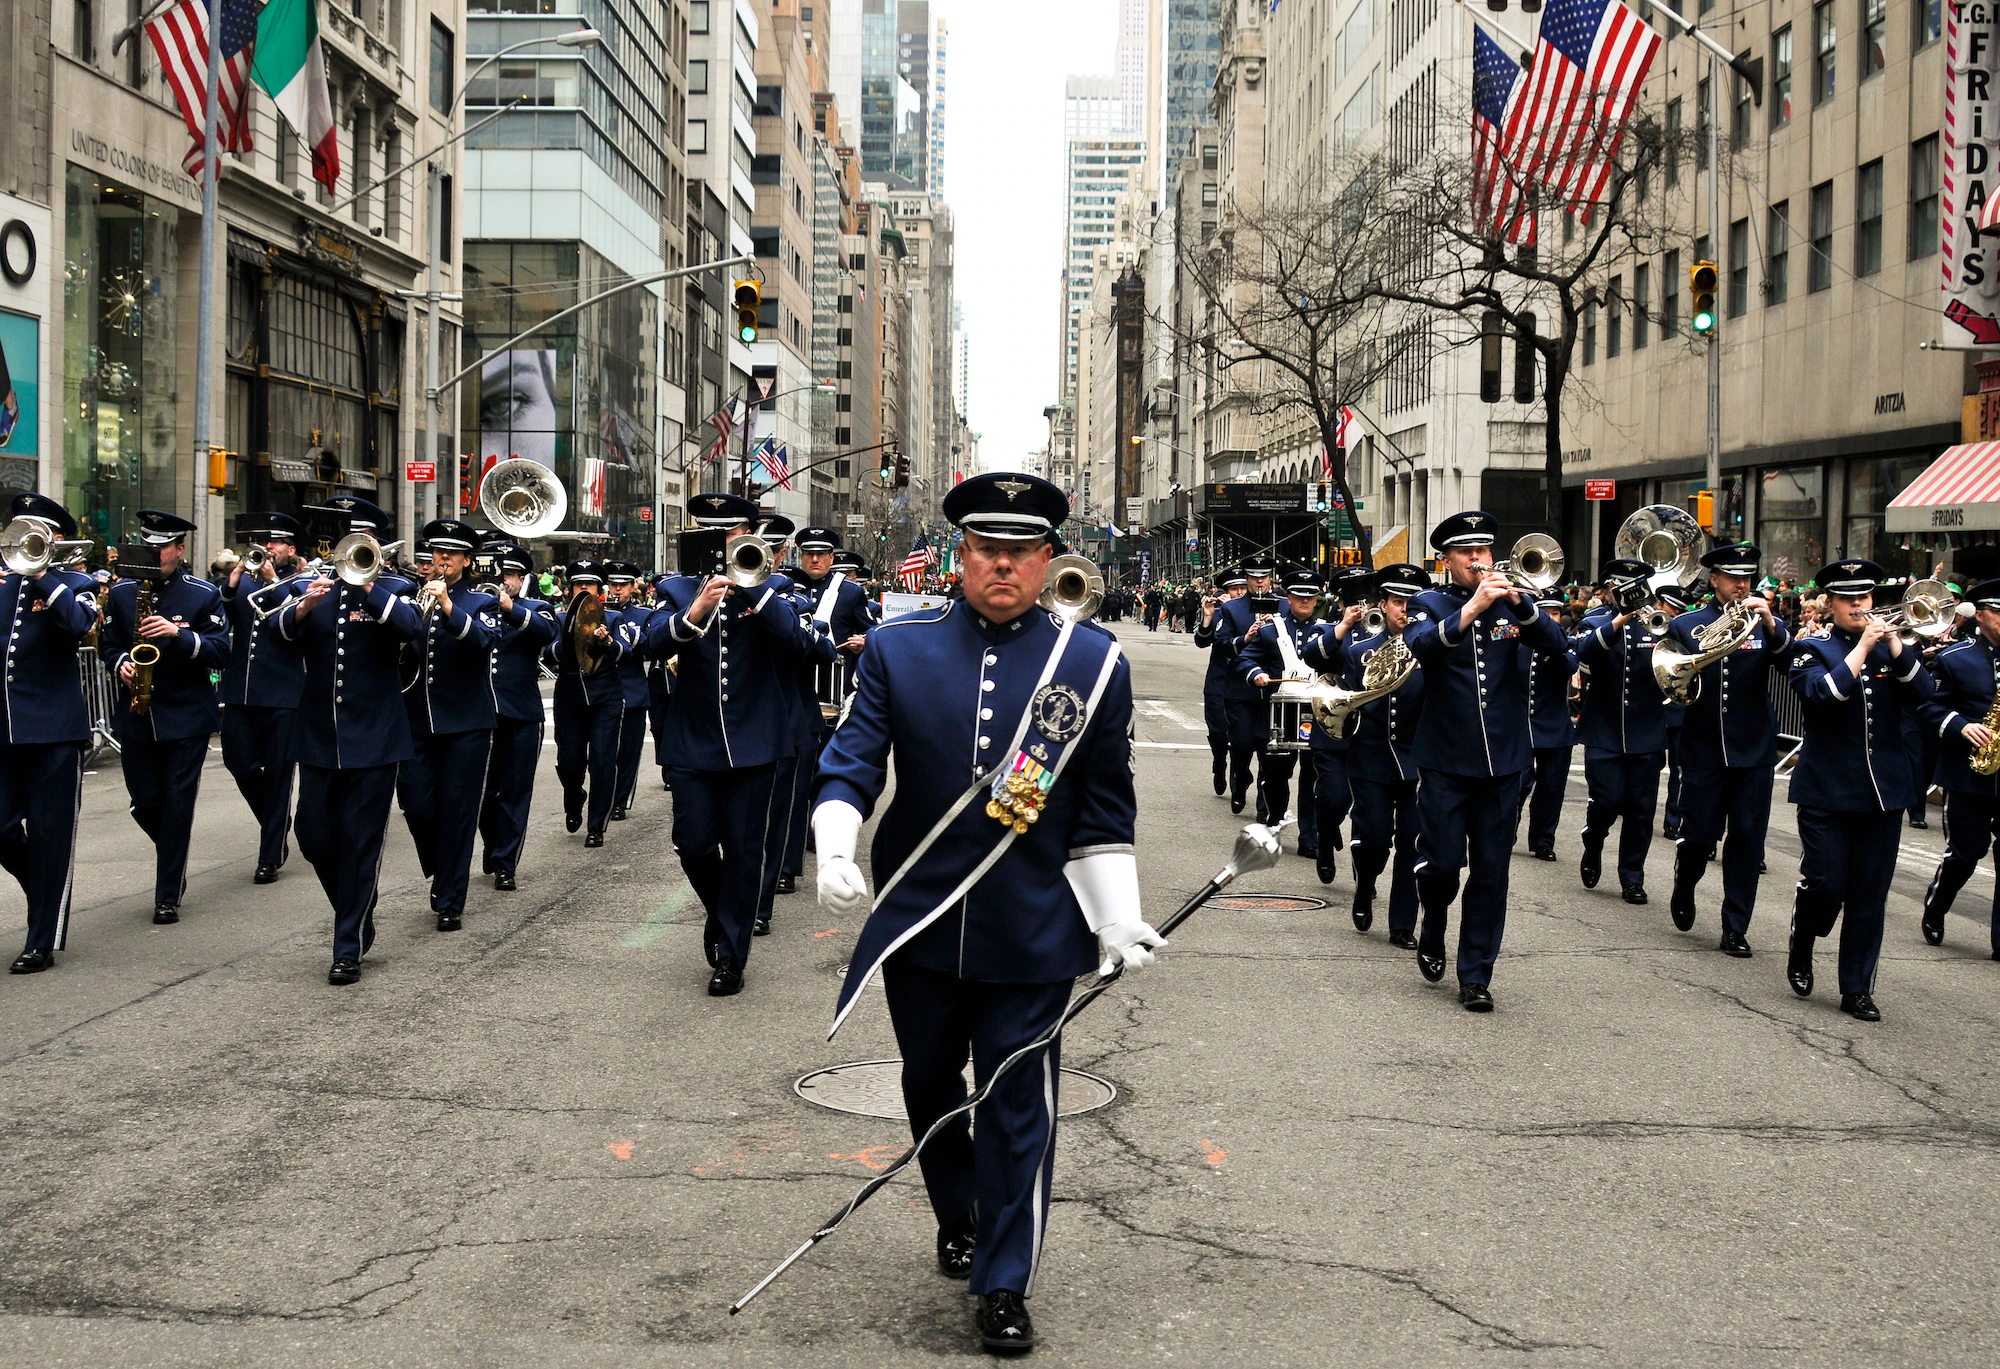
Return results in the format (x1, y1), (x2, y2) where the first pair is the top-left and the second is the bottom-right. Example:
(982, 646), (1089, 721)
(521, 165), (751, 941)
(622, 881), (699, 949)
(1138, 698), (1205, 731)
(1135, 742), (1210, 750)
(606, 1140), (634, 1160)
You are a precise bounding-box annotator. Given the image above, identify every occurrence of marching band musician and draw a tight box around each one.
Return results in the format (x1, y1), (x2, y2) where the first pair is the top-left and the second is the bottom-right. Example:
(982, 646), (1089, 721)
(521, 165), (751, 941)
(396, 519), (500, 933)
(274, 497), (423, 986)
(1665, 543), (1792, 956)
(605, 561), (654, 822)
(644, 493), (807, 996)
(812, 472), (1148, 1353)
(221, 512), (307, 884)
(1192, 566), (1246, 795)
(1784, 558), (1937, 1021)
(551, 560), (632, 849)
(2, 493), (101, 974)
(99, 510), (227, 927)
(1240, 568), (1353, 852)
(645, 574), (676, 794)
(1916, 577), (2000, 955)
(777, 526), (873, 897)
(1331, 562), (1429, 941)
(1403, 512), (1571, 1012)
(1298, 565), (1378, 869)
(1515, 593), (1578, 862)
(1573, 577), (1690, 905)
(477, 542), (559, 891)
(1210, 554), (1280, 816)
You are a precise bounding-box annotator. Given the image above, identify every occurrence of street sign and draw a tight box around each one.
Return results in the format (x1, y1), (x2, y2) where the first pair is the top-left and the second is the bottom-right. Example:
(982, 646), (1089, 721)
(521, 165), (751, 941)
(846, 513), (867, 528)
(639, 506), (653, 522)
(1584, 479), (1616, 501)
(1125, 497), (1144, 524)
(406, 461), (437, 483)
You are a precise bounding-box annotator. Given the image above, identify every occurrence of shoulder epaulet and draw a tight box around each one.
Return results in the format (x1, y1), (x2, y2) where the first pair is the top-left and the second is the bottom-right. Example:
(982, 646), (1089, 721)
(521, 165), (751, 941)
(1937, 640), (1974, 657)
(182, 573), (217, 590)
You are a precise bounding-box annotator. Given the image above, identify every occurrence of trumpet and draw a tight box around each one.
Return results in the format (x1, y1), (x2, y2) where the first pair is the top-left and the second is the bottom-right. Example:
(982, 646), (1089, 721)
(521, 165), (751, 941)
(1361, 606), (1388, 635)
(1041, 554), (1105, 623)
(1642, 607), (1676, 637)
(240, 546), (270, 576)
(0, 518), (92, 577)
(725, 535), (773, 588)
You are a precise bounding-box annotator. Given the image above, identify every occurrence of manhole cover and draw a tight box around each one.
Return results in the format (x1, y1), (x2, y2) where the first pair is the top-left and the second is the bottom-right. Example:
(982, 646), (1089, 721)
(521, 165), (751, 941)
(796, 1060), (1118, 1119)
(1207, 892), (1329, 911)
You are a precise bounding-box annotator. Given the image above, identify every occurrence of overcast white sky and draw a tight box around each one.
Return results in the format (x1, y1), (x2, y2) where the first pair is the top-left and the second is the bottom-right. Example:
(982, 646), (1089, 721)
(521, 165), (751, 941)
(940, 0), (1121, 473)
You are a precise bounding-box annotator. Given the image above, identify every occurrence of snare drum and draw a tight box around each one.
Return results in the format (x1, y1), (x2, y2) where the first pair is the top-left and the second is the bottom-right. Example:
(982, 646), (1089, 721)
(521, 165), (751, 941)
(1266, 685), (1316, 751)
(818, 654), (853, 724)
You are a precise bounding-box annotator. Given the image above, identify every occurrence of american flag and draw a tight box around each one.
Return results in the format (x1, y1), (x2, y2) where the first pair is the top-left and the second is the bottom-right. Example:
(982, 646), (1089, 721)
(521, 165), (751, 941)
(704, 392), (740, 471)
(754, 436), (793, 490)
(1503, 0), (1661, 216)
(148, 0), (262, 180)
(1472, 28), (1538, 245)
(897, 532), (935, 591)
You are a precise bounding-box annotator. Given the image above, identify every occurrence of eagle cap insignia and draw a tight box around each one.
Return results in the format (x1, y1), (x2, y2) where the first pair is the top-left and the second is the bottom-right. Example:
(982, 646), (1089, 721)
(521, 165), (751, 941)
(1029, 682), (1086, 743)
(994, 478), (1031, 502)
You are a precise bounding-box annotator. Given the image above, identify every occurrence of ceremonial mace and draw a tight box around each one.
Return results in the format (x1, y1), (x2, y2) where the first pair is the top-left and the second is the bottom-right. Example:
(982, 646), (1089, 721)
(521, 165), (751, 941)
(729, 819), (1290, 1315)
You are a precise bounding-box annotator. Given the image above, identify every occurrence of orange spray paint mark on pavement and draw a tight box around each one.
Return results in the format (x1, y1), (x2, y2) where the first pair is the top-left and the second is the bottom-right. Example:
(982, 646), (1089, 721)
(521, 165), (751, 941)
(606, 1140), (634, 1160)
(1198, 1138), (1227, 1167)
(815, 928), (840, 938)
(831, 1144), (906, 1171)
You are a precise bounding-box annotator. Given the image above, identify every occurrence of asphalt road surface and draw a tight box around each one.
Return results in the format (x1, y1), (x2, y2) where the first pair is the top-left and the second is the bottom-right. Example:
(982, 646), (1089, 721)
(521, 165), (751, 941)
(2, 622), (1997, 1366)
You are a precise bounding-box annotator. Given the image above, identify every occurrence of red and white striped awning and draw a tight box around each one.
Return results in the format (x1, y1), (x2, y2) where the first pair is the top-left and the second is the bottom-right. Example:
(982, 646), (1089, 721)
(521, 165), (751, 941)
(1885, 442), (2000, 533)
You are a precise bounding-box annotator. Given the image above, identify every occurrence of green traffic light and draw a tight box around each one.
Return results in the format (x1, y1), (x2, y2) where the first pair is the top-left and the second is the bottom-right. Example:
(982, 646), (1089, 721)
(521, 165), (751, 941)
(1692, 309), (1715, 334)
(738, 323), (758, 343)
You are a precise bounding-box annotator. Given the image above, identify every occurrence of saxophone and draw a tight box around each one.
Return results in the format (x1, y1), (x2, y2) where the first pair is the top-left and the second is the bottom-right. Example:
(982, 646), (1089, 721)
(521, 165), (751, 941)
(1970, 692), (2000, 777)
(129, 580), (159, 716)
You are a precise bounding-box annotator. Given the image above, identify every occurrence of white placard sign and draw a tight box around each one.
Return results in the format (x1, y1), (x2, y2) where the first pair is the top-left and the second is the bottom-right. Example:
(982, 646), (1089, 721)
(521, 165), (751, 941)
(878, 591), (951, 620)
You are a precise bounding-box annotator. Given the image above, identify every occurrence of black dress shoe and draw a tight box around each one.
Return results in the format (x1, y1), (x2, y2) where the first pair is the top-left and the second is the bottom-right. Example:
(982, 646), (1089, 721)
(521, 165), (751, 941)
(1669, 881), (1697, 931)
(1388, 929), (1418, 950)
(1212, 763), (1227, 796)
(1909, 816), (1929, 830)
(936, 1215), (977, 1279)
(776, 873), (798, 895)
(1580, 839), (1603, 890)
(1459, 983), (1494, 1012)
(1719, 929), (1752, 958)
(1787, 920), (1815, 997)
(976, 1290), (1036, 1352)
(708, 961), (743, 996)
(1663, 822), (1681, 840)
(1296, 841), (1318, 860)
(1922, 904), (1946, 946)
(254, 864), (278, 884)
(1317, 844), (1338, 885)
(1530, 847), (1556, 862)
(1840, 992), (1882, 1022)
(1256, 805), (1269, 825)
(1229, 794), (1245, 814)
(753, 917), (772, 936)
(9, 948), (53, 974)
(494, 870), (517, 891)
(584, 830), (604, 848)
(153, 903), (180, 924)
(704, 915), (724, 968)
(436, 911), (462, 932)
(565, 810), (583, 834)
(610, 806), (627, 822)
(1351, 887), (1374, 933)
(1621, 885), (1648, 906)
(1417, 937), (1447, 983)
(328, 959), (361, 986)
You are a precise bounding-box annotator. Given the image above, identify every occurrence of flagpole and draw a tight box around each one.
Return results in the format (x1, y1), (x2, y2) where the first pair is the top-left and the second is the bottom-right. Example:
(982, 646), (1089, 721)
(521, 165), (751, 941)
(1449, 0), (1534, 57)
(191, 0), (225, 567)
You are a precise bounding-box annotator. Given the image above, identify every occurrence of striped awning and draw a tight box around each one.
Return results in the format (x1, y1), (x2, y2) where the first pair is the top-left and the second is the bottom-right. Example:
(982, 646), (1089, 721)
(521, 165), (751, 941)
(1885, 442), (2000, 533)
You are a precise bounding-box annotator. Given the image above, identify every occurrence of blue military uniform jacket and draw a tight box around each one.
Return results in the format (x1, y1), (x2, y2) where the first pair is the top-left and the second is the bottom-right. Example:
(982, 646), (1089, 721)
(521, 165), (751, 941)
(491, 595), (559, 724)
(615, 603), (655, 709)
(777, 580), (841, 741)
(643, 573), (806, 770)
(1192, 601), (1238, 697)
(1208, 596), (1268, 702)
(1340, 629), (1427, 780)
(1787, 627), (1937, 812)
(402, 580), (501, 736)
(1575, 616), (1673, 755)
(816, 603), (1135, 1033)
(1666, 602), (1792, 769)
(1241, 612), (1341, 752)
(550, 603), (633, 710)
(275, 575), (425, 769)
(1403, 586), (1567, 776)
(794, 571), (874, 653)
(0, 569), (101, 746)
(101, 572), (227, 742)
(220, 573), (306, 709)
(1519, 638), (1576, 750)
(1918, 634), (2000, 796)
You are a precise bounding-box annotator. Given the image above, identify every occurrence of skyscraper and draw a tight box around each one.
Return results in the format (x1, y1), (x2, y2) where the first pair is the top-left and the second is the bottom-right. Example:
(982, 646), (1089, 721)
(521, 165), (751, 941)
(1057, 126), (1145, 400)
(930, 17), (948, 194)
(1161, 0), (1221, 187)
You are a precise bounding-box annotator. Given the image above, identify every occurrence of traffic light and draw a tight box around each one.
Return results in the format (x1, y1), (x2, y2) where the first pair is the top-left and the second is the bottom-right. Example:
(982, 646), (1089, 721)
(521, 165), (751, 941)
(1479, 309), (1504, 403)
(733, 280), (761, 343)
(878, 451), (895, 484)
(894, 454), (910, 488)
(1690, 260), (1718, 335)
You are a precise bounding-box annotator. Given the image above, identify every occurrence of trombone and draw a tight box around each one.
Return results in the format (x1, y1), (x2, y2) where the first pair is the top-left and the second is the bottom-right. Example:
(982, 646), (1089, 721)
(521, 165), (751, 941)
(0, 518), (92, 577)
(1488, 533), (1565, 594)
(724, 535), (773, 588)
(1868, 578), (1959, 645)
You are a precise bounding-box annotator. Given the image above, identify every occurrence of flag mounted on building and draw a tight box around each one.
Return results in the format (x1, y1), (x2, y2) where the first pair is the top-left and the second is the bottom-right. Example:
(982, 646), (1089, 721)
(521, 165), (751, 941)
(1503, 0), (1661, 214)
(1472, 27), (1537, 245)
(754, 436), (794, 490)
(251, 0), (341, 191)
(147, 0), (261, 179)
(898, 532), (935, 591)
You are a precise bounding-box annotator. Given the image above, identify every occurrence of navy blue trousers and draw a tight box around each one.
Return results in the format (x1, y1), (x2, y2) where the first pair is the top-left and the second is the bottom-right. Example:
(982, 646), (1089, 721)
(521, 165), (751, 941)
(1258, 747), (1311, 837)
(0, 742), (82, 952)
(1351, 771), (1419, 934)
(1308, 746), (1353, 852)
(219, 704), (295, 869)
(1664, 724), (1685, 830)
(1923, 790), (2000, 952)
(779, 732), (827, 879)
(1901, 710), (1940, 822)
(479, 715), (542, 878)
(1793, 806), (1901, 995)
(297, 762), (399, 964)
(399, 729), (493, 915)
(1202, 687), (1227, 771)
(1223, 698), (1265, 806)
(667, 762), (785, 969)
(1676, 763), (1773, 936)
(648, 683), (672, 785)
(612, 704), (648, 813)
(115, 729), (209, 907)
(1517, 745), (1571, 853)
(1583, 749), (1666, 888)
(1415, 769), (1522, 987)
(554, 697), (623, 834)
(883, 959), (1071, 1298)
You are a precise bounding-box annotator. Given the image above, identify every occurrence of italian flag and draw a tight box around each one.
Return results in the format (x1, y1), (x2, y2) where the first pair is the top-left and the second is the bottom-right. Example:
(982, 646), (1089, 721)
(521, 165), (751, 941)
(251, 0), (339, 191)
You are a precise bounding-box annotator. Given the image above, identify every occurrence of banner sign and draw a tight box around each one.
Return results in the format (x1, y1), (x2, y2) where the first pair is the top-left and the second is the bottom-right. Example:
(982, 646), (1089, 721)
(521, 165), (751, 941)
(1943, 6), (2000, 346)
(879, 591), (950, 620)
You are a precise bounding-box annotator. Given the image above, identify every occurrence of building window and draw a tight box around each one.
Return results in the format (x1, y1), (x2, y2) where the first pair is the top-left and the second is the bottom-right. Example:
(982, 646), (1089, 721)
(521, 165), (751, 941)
(1606, 277), (1623, 357)
(1772, 26), (1793, 127)
(691, 0), (708, 32)
(1814, 1), (1836, 105)
(1767, 200), (1790, 303)
(125, 0), (146, 85)
(1809, 181), (1834, 290)
(1910, 134), (1940, 259)
(1917, 0), (1942, 47)
(689, 59), (708, 93)
(1664, 248), (1680, 334)
(1665, 98), (1681, 186)
(1201, 183), (1218, 206)
(1583, 303), (1597, 365)
(755, 84), (782, 117)
(1846, 454), (1932, 578)
(1855, 159), (1883, 275)
(688, 119), (707, 154)
(1634, 263), (1650, 348)
(1733, 67), (1753, 148)
(429, 19), (455, 115)
(1759, 465), (1825, 582)
(1202, 144), (1218, 170)
(1863, 0), (1887, 75)
(73, 0), (94, 61)
(835, 393), (851, 411)
(1728, 219), (1750, 316)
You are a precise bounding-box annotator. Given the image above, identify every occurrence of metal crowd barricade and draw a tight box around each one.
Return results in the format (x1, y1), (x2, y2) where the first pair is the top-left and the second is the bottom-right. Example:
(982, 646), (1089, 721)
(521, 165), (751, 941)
(79, 645), (119, 764)
(1769, 662), (1805, 772)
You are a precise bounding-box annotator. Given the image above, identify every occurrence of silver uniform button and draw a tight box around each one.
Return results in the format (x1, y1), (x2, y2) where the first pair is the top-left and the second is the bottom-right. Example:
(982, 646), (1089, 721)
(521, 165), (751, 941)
(978, 736), (991, 748)
(984, 654), (997, 666)
(981, 708), (993, 719)
(982, 680), (995, 691)
(721, 694), (729, 702)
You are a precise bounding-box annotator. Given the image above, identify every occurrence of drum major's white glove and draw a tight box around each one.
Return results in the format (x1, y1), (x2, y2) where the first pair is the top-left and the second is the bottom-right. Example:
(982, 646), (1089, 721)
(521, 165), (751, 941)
(814, 800), (870, 917)
(1065, 851), (1166, 976)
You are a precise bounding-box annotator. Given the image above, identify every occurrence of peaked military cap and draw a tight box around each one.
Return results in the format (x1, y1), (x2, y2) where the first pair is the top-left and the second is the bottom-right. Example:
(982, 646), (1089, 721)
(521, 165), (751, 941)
(1429, 510), (1501, 551)
(795, 525), (841, 552)
(420, 518), (479, 553)
(566, 559), (606, 585)
(136, 508), (197, 545)
(688, 492), (761, 528)
(1374, 562), (1430, 597)
(1700, 541), (1761, 576)
(942, 471), (1068, 540)
(1814, 558), (1885, 598)
(11, 493), (77, 539)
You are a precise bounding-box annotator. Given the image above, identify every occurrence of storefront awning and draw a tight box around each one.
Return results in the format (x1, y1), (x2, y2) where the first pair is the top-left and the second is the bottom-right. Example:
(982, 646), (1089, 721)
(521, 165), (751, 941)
(1886, 442), (2000, 533)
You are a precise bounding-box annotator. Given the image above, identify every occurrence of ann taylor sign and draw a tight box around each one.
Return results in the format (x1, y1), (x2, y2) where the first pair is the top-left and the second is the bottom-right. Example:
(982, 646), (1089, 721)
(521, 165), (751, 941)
(1944, 4), (2000, 346)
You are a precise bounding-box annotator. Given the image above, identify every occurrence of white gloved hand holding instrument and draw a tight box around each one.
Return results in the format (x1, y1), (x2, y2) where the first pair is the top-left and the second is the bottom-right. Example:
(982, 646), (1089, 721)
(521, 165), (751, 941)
(1064, 850), (1167, 975)
(813, 800), (871, 917)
